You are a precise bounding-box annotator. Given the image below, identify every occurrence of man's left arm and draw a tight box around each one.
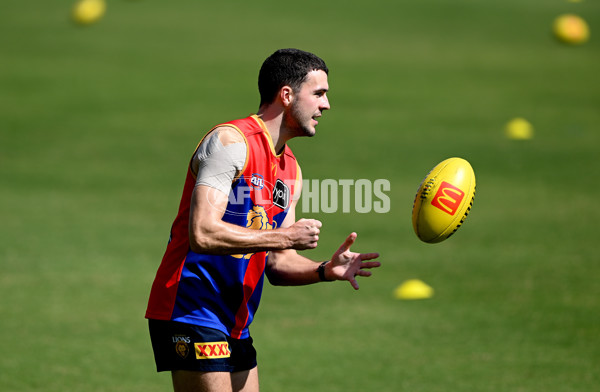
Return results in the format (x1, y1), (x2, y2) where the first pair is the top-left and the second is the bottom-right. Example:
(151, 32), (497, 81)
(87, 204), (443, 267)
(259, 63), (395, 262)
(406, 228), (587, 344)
(266, 171), (381, 290)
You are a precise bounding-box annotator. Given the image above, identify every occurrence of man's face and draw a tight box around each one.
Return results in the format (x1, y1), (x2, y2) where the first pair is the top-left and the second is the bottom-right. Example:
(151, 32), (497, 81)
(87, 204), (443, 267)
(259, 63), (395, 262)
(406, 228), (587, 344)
(286, 70), (330, 137)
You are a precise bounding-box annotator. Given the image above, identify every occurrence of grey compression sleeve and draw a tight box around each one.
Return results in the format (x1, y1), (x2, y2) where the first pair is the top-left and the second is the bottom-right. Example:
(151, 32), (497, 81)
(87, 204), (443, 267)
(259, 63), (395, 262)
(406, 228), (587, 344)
(192, 131), (247, 195)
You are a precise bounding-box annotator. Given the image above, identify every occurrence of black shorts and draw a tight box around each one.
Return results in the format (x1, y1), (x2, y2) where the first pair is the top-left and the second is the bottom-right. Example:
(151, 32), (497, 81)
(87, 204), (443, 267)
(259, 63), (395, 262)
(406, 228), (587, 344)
(148, 319), (257, 373)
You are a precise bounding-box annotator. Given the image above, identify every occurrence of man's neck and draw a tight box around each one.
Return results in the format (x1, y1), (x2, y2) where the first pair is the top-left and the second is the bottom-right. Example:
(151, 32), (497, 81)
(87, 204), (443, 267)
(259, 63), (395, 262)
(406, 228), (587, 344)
(256, 105), (290, 154)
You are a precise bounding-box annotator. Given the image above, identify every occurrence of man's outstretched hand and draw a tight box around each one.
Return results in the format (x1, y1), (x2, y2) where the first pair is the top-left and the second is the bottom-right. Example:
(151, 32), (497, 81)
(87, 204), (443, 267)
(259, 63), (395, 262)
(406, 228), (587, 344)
(327, 232), (381, 290)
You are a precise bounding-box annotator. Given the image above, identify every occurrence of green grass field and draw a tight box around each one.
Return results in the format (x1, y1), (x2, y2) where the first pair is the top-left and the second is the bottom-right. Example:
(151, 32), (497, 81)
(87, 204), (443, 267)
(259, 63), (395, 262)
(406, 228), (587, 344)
(1, 0), (599, 391)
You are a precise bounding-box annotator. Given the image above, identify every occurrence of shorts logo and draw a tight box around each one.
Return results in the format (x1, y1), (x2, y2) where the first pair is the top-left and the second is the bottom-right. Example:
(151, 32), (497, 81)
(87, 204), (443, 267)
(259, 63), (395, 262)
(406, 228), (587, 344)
(175, 341), (190, 359)
(273, 179), (290, 209)
(195, 342), (231, 360)
(431, 181), (465, 216)
(172, 335), (191, 359)
(250, 174), (264, 190)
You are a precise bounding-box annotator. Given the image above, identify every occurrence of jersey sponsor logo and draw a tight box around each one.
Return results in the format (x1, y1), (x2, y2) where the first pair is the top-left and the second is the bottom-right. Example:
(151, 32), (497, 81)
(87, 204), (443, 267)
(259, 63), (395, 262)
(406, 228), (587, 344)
(431, 181), (465, 216)
(273, 179), (290, 209)
(250, 173), (264, 190)
(194, 342), (231, 359)
(226, 176), (294, 216)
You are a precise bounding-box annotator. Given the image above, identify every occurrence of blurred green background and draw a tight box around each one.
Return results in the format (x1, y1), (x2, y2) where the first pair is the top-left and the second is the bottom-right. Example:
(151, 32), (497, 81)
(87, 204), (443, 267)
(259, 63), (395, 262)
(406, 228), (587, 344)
(1, 0), (599, 391)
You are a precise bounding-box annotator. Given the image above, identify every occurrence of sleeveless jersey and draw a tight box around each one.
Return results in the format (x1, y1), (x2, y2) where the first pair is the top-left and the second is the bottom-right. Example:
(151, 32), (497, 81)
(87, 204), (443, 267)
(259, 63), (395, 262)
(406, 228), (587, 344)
(145, 115), (299, 339)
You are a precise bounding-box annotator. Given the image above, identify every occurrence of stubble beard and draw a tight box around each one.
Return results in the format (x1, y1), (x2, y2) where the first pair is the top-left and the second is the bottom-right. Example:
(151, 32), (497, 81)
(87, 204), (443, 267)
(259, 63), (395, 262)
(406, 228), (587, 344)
(287, 102), (316, 138)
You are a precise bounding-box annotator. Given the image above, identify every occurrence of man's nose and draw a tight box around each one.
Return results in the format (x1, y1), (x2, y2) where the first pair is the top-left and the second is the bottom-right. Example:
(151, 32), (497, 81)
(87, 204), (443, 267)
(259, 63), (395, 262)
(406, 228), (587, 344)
(321, 95), (330, 110)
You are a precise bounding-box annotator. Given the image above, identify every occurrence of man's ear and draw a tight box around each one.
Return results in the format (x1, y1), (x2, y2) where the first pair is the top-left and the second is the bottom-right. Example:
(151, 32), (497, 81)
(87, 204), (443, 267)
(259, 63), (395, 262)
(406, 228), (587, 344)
(280, 86), (294, 107)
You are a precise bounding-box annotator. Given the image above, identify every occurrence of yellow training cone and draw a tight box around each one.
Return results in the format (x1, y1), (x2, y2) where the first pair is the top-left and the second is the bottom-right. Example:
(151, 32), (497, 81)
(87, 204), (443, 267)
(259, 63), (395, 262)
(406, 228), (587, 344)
(394, 279), (434, 300)
(72, 0), (106, 26)
(553, 14), (590, 45)
(505, 117), (534, 140)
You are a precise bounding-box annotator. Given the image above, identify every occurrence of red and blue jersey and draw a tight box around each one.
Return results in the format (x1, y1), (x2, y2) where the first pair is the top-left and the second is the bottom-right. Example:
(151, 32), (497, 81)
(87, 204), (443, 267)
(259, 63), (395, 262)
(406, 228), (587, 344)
(145, 115), (298, 339)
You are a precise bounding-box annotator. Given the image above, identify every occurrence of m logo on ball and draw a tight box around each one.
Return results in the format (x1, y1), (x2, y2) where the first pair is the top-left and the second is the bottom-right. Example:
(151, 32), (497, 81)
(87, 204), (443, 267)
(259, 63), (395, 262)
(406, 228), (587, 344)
(431, 181), (465, 216)
(412, 157), (476, 243)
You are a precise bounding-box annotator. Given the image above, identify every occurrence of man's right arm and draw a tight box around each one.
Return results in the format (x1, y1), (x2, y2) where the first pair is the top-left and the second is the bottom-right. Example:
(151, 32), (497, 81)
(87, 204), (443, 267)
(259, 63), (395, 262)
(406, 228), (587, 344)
(188, 184), (321, 254)
(188, 126), (320, 255)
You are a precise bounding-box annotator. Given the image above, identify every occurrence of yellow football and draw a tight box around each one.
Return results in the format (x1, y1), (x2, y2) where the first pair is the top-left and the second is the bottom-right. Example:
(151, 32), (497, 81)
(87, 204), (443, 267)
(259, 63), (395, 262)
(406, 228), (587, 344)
(412, 157), (476, 243)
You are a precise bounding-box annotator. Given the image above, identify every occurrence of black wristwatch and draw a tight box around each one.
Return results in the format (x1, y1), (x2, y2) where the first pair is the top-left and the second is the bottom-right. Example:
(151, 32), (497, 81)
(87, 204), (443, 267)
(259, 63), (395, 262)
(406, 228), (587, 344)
(317, 261), (333, 282)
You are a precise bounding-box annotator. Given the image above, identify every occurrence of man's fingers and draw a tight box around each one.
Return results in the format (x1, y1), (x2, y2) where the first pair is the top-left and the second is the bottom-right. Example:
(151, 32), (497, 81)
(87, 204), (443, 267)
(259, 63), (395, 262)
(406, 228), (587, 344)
(359, 252), (380, 261)
(290, 219), (322, 250)
(300, 218), (322, 229)
(337, 232), (357, 254)
(360, 261), (381, 270)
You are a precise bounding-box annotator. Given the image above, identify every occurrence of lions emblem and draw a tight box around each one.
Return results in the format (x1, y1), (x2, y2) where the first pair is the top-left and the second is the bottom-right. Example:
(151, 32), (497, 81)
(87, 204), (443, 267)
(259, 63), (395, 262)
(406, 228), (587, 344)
(175, 341), (189, 359)
(231, 206), (276, 260)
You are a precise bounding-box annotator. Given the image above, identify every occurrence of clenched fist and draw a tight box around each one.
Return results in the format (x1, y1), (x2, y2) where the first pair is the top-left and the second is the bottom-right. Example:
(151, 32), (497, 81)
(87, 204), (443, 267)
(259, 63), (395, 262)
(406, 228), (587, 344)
(287, 218), (322, 250)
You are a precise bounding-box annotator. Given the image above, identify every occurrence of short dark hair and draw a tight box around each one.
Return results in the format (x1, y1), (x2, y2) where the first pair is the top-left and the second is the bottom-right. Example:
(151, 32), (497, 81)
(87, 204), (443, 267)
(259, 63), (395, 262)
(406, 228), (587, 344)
(258, 48), (329, 106)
